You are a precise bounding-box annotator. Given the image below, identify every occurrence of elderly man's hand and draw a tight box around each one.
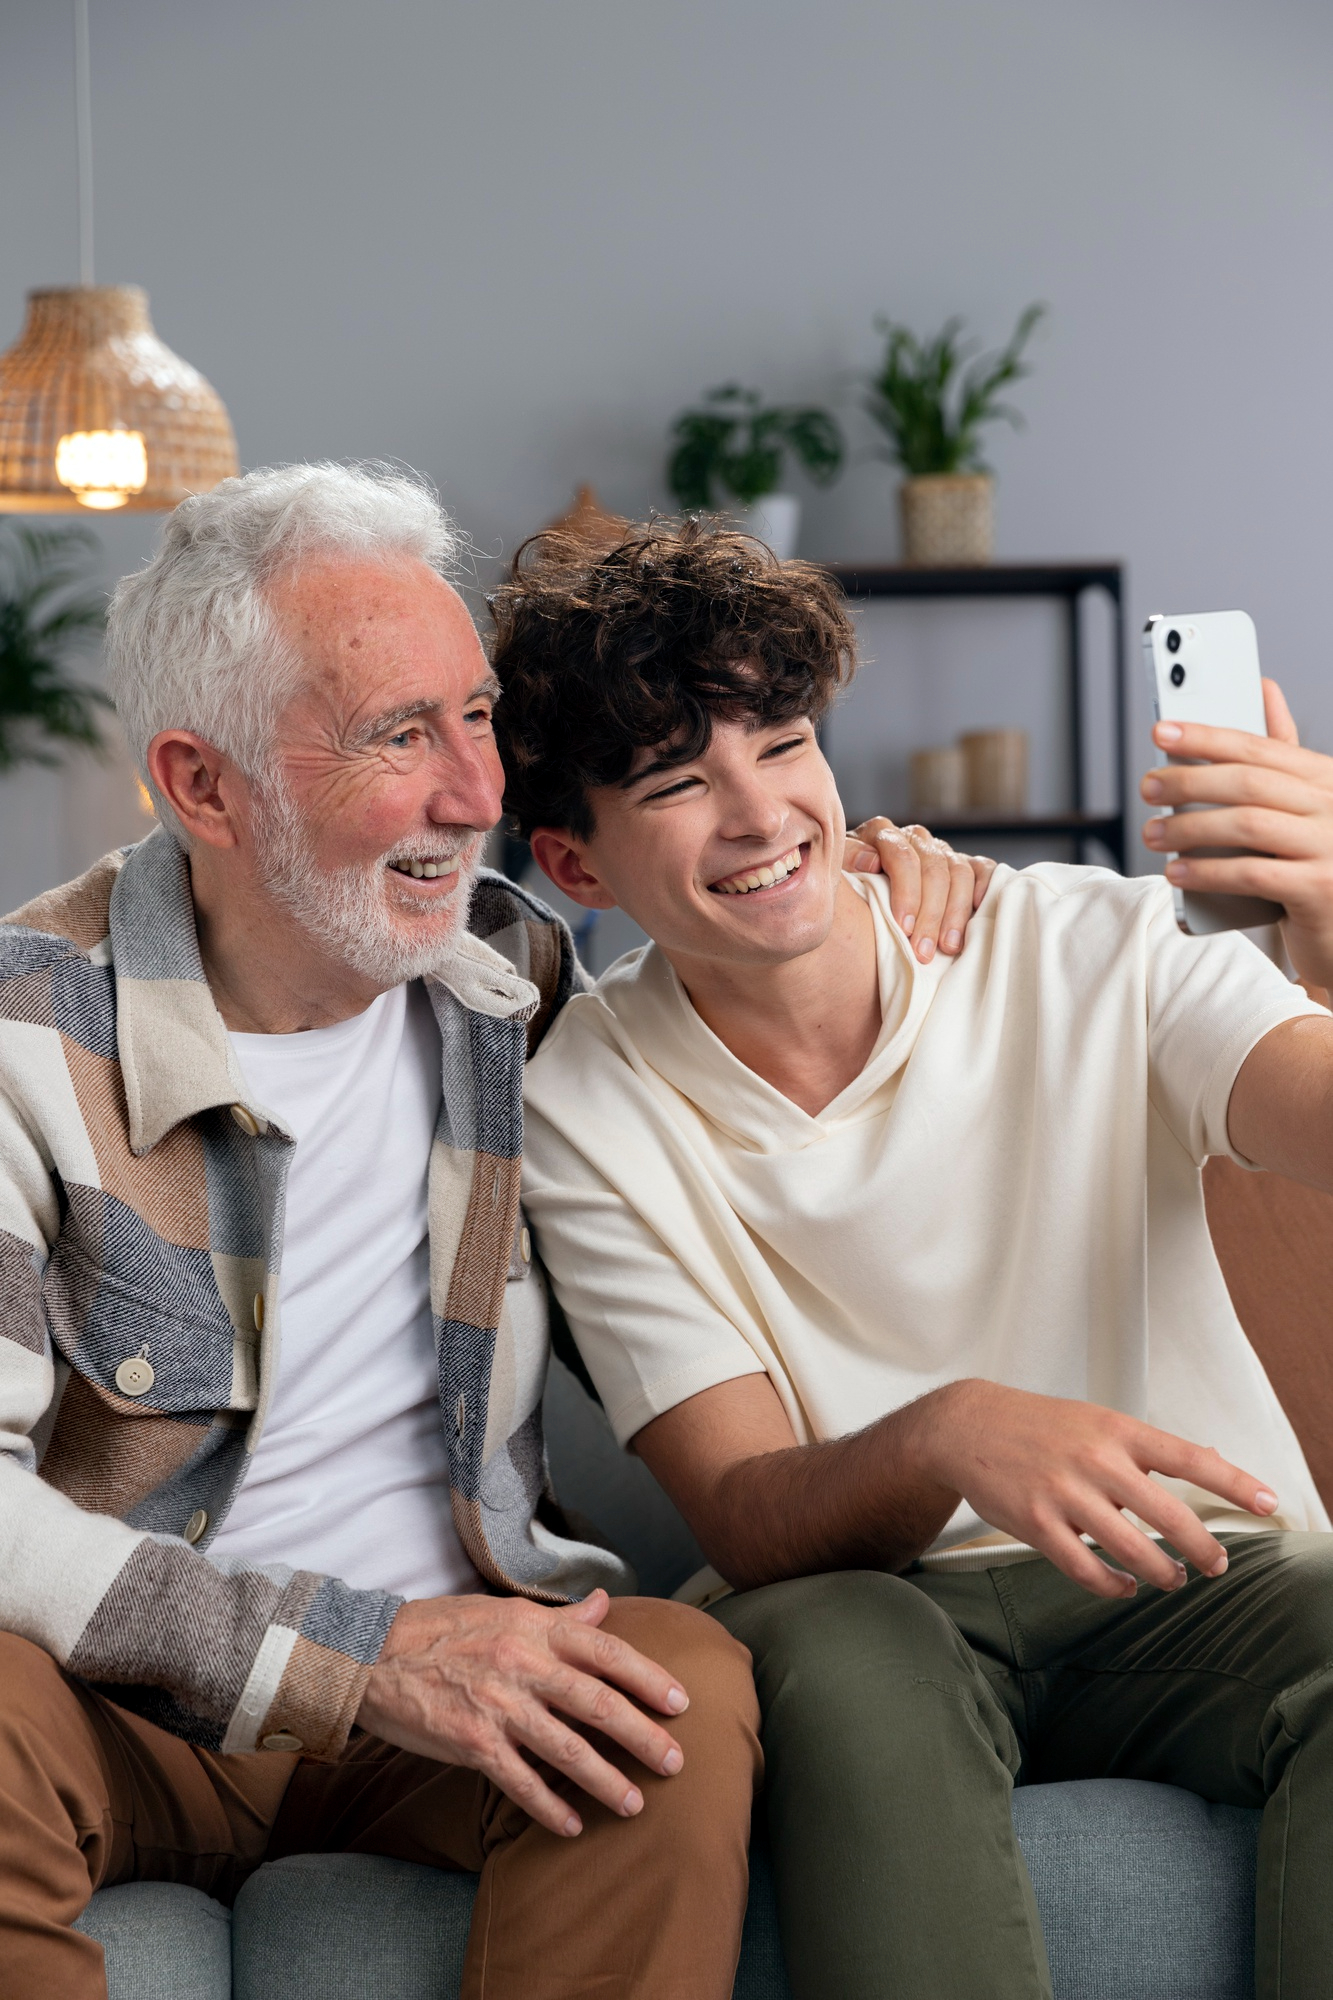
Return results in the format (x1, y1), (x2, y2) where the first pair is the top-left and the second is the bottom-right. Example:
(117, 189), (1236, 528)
(356, 1588), (689, 1837)
(844, 818), (996, 963)
(1141, 679), (1333, 992)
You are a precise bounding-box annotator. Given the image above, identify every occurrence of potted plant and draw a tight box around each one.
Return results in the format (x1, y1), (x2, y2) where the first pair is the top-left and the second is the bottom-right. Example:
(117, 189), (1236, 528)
(667, 384), (844, 559)
(864, 304), (1045, 565)
(0, 524), (109, 771)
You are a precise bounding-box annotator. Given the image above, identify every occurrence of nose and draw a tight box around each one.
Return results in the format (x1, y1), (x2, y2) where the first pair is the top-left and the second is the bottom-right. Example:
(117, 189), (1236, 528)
(714, 762), (788, 845)
(426, 727), (505, 833)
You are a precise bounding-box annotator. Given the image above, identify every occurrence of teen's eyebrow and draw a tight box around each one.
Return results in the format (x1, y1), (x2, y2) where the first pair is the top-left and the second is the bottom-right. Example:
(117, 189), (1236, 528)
(620, 749), (693, 791)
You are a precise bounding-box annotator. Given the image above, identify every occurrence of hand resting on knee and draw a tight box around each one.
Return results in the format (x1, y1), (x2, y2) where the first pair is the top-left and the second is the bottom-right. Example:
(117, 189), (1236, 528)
(357, 1589), (688, 1839)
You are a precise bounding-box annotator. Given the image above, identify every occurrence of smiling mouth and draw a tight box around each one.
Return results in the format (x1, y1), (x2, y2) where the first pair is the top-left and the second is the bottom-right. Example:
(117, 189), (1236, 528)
(709, 844), (805, 896)
(387, 856), (461, 881)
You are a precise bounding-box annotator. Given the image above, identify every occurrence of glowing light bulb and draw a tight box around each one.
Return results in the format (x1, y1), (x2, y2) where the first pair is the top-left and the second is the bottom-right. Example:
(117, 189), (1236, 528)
(54, 427), (148, 509)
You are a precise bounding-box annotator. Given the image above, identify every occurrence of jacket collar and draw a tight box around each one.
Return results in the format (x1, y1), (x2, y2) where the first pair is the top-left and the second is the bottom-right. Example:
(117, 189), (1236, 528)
(110, 829), (539, 1157)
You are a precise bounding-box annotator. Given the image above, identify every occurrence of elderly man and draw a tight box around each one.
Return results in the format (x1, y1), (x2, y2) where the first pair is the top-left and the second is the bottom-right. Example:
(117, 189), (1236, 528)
(0, 464), (766, 2000)
(0, 463), (979, 1998)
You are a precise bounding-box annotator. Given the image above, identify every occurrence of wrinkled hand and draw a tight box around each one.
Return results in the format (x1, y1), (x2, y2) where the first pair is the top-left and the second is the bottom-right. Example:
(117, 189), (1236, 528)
(844, 818), (996, 963)
(357, 1588), (688, 1837)
(920, 1380), (1278, 1599)
(1141, 679), (1333, 990)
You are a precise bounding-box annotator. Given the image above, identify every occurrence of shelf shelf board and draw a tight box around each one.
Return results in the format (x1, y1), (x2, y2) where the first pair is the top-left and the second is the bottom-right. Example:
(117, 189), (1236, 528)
(904, 811), (1124, 840)
(828, 562), (1124, 601)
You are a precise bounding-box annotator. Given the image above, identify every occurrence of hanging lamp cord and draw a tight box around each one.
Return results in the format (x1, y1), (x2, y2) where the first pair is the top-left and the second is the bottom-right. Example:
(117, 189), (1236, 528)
(74, 0), (94, 287)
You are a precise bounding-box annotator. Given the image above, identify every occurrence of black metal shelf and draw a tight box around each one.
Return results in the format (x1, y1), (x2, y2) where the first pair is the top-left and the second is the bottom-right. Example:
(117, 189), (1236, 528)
(827, 562), (1129, 871)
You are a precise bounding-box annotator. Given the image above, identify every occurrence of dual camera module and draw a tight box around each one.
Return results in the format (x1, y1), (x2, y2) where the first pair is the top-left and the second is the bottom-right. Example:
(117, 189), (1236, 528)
(1165, 628), (1185, 687)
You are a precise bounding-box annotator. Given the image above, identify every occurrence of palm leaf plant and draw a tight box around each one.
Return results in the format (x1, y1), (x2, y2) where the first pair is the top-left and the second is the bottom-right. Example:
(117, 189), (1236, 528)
(668, 384), (844, 509)
(0, 524), (110, 771)
(865, 304), (1046, 476)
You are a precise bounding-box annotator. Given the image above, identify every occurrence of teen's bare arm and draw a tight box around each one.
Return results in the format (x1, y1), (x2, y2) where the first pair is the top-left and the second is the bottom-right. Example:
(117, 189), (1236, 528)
(358, 1589), (689, 1839)
(634, 1373), (1278, 1603)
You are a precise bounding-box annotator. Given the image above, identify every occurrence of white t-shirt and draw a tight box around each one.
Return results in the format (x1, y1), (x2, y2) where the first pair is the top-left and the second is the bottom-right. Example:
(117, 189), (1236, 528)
(522, 866), (1331, 1563)
(212, 982), (480, 1600)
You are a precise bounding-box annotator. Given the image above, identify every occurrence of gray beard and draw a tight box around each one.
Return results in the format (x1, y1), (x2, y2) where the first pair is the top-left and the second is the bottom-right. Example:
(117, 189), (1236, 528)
(251, 779), (484, 988)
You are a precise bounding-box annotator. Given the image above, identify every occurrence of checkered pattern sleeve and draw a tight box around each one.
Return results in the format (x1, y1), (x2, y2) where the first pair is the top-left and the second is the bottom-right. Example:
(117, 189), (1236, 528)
(0, 859), (400, 1759)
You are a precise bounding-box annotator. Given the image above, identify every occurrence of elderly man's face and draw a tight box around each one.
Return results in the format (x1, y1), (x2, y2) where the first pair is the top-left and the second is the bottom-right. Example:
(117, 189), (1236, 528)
(253, 557), (504, 984)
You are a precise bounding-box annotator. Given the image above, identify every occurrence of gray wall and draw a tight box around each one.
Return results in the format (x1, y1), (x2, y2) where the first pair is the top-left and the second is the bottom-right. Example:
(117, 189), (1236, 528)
(3, 0), (1331, 912)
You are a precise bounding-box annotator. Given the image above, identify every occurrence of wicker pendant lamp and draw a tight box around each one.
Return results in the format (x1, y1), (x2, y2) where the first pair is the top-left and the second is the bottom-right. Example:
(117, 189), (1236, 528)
(0, 2), (237, 514)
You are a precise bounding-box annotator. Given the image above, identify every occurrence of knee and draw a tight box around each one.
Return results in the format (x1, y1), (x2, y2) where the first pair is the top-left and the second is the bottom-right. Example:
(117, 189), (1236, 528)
(719, 1569), (974, 1691)
(603, 1596), (757, 1709)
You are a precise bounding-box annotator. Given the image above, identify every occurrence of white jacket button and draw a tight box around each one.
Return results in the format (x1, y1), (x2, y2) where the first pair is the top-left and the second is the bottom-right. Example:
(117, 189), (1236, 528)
(115, 1357), (155, 1396)
(262, 1731), (303, 1753)
(184, 1509), (208, 1544)
(230, 1105), (260, 1137)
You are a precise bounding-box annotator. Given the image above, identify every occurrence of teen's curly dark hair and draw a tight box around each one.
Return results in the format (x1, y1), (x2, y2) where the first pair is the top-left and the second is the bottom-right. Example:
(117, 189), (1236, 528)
(488, 518), (858, 839)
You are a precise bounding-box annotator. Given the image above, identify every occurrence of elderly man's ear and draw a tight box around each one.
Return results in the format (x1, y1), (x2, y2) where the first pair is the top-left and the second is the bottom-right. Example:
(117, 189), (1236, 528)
(146, 731), (246, 850)
(528, 829), (619, 911)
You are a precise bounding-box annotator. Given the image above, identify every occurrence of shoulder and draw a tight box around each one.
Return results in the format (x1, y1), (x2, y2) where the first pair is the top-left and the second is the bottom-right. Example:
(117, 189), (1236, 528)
(1, 849), (126, 980)
(984, 861), (1169, 916)
(468, 868), (581, 1055)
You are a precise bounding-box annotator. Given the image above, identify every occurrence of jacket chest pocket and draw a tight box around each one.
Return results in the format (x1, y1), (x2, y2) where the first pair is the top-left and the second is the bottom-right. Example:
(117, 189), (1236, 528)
(42, 1197), (237, 1414)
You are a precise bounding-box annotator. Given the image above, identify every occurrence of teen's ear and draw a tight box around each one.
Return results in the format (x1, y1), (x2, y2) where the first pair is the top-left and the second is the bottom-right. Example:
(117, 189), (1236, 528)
(528, 828), (619, 911)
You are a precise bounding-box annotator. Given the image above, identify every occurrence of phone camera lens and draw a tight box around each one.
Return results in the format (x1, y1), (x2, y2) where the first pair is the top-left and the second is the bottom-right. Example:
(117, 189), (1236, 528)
(1170, 663), (1186, 688)
(1166, 629), (1182, 654)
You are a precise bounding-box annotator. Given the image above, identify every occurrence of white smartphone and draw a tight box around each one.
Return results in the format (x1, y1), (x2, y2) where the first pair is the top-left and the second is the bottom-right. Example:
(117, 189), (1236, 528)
(1142, 610), (1284, 935)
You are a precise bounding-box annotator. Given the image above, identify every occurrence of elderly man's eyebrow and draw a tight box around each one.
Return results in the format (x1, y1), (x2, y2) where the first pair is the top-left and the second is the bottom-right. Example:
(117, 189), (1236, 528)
(358, 677), (501, 743)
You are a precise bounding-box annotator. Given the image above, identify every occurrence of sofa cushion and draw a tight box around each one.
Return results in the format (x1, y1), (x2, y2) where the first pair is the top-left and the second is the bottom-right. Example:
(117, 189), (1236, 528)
(75, 1881), (232, 2000)
(1013, 1779), (1259, 2000)
(232, 1852), (472, 1999)
(84, 1780), (1262, 2000)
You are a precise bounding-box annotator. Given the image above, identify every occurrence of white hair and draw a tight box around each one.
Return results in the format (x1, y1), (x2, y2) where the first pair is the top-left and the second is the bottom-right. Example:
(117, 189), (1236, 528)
(107, 461), (462, 835)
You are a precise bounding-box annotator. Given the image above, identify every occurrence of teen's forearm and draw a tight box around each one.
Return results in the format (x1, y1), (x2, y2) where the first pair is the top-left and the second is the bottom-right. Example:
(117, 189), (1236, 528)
(689, 1393), (961, 1592)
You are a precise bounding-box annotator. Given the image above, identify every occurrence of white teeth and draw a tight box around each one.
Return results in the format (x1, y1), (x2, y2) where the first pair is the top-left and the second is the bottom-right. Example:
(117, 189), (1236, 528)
(714, 846), (804, 895)
(410, 860), (424, 877)
(423, 863), (438, 878)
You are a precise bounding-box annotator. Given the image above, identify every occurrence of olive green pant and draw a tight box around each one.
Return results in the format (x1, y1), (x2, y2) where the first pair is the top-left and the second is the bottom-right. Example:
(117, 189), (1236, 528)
(712, 1532), (1333, 2000)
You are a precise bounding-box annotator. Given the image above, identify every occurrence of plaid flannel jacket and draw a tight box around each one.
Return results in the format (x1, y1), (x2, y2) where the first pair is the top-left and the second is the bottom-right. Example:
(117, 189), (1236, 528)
(0, 829), (629, 1760)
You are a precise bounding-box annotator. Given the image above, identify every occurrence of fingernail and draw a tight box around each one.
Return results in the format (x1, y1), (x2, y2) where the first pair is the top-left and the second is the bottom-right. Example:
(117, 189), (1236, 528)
(944, 929), (962, 953)
(1256, 1489), (1279, 1514)
(1156, 721), (1183, 742)
(1165, 860), (1187, 881)
(901, 911), (915, 935)
(1142, 776), (1163, 800)
(917, 937), (935, 962)
(853, 849), (875, 871)
(661, 1746), (683, 1775)
(666, 1686), (688, 1713)
(622, 1787), (644, 1816)
(1143, 821), (1163, 845)
(1209, 1553), (1229, 1578)
(1170, 1561), (1188, 1589)
(564, 1813), (582, 1836)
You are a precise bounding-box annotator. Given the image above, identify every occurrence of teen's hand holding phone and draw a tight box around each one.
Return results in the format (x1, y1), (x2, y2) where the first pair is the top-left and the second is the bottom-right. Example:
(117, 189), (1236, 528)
(1141, 677), (1333, 994)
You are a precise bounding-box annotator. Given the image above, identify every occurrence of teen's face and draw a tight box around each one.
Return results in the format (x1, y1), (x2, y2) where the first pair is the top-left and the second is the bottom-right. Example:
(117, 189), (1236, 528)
(536, 715), (847, 970)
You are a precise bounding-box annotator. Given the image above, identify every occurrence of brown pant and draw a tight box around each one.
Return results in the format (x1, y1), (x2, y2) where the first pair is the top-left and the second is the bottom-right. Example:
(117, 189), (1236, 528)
(0, 1600), (761, 2000)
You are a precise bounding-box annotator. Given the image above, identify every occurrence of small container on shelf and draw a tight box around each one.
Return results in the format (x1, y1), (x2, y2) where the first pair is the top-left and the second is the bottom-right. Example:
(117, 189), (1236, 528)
(910, 746), (969, 818)
(960, 728), (1029, 815)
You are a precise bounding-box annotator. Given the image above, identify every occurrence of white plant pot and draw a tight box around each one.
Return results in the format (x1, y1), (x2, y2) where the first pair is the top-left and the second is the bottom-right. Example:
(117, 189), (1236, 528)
(731, 493), (801, 561)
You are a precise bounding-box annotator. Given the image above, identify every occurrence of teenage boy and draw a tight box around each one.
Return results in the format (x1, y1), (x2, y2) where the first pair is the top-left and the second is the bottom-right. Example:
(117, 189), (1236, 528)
(493, 519), (1333, 2000)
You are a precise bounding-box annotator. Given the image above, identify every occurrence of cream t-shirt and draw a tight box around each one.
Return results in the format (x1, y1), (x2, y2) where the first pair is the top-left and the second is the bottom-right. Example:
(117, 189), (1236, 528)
(522, 865), (1331, 1561)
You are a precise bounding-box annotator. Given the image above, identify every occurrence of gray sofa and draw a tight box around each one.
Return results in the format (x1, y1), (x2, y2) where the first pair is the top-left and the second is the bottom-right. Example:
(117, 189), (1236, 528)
(77, 1360), (1263, 2000)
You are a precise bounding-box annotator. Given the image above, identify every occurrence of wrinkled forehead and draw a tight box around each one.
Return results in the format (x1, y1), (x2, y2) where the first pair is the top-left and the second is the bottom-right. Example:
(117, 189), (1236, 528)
(266, 554), (481, 715)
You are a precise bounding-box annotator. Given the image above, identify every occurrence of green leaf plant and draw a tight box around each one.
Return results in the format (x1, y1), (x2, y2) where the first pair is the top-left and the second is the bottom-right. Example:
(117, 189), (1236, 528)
(865, 303), (1047, 478)
(668, 384), (845, 510)
(0, 524), (110, 772)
